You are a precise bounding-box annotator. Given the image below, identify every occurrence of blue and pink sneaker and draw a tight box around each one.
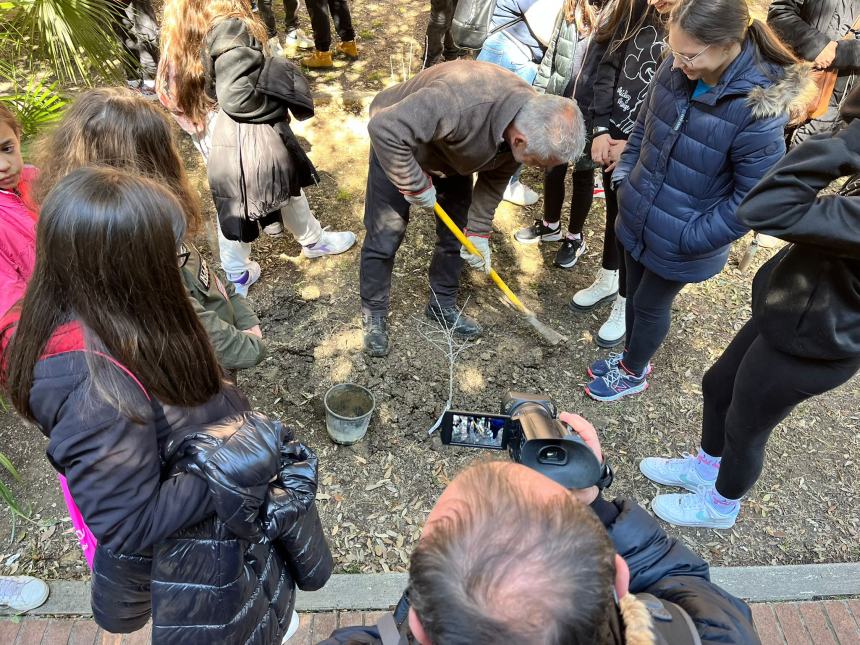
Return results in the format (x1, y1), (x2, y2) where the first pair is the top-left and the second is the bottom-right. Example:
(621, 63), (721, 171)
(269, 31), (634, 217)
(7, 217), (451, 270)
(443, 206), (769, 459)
(585, 365), (648, 402)
(588, 352), (652, 379)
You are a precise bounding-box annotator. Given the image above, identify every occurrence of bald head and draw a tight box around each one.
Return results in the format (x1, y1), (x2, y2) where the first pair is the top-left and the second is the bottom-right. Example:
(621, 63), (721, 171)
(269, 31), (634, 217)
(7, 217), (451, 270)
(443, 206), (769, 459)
(409, 462), (616, 645)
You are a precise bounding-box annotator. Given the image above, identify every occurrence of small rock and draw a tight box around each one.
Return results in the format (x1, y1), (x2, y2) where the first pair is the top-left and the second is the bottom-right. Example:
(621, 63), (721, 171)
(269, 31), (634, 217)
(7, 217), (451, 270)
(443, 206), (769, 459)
(300, 285), (321, 300)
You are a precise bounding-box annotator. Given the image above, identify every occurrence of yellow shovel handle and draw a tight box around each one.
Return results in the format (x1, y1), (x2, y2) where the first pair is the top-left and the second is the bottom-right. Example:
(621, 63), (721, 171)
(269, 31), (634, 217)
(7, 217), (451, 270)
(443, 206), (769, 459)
(433, 203), (531, 315)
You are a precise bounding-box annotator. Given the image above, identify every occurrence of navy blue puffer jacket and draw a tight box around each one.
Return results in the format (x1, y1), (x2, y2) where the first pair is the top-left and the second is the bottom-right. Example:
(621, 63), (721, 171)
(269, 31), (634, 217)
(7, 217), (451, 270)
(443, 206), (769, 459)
(613, 39), (810, 282)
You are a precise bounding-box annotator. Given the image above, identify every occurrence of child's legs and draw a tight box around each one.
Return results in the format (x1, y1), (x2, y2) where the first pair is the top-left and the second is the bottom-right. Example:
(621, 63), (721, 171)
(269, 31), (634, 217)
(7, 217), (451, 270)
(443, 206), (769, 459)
(280, 190), (323, 246)
(218, 227), (255, 276)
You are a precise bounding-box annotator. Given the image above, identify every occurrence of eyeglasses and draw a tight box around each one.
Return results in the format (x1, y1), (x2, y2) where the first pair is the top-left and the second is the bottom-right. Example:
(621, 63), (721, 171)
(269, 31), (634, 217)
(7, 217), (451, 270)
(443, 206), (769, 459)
(661, 37), (711, 66)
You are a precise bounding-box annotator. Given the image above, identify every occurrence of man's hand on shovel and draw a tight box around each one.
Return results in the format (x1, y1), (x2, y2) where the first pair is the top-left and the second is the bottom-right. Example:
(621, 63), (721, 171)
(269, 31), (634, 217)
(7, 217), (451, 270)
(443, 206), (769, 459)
(460, 232), (491, 274)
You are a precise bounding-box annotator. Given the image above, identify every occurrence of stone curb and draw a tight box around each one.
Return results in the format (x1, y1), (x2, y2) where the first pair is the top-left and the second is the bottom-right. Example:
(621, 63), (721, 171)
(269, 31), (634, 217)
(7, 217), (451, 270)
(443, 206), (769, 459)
(3, 563), (859, 617)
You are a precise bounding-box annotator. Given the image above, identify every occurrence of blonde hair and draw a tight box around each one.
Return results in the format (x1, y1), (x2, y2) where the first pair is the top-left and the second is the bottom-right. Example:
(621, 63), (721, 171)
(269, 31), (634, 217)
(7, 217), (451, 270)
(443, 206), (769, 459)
(33, 87), (204, 236)
(158, 0), (268, 127)
(564, 0), (597, 34)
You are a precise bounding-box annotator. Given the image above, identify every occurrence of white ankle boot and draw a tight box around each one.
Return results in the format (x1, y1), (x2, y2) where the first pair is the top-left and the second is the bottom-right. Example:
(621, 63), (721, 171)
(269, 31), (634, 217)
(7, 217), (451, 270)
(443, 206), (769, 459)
(570, 268), (619, 311)
(597, 295), (626, 348)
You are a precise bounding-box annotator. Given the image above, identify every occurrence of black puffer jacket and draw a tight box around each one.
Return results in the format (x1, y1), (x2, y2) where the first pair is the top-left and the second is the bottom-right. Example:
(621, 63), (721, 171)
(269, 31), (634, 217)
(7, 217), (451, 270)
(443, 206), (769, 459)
(737, 116), (860, 360)
(24, 324), (331, 643)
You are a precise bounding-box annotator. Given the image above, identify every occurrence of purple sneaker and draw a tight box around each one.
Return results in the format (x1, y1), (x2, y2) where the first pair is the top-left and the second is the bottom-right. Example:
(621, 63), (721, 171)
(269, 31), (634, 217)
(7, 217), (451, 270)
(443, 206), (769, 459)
(585, 365), (648, 402)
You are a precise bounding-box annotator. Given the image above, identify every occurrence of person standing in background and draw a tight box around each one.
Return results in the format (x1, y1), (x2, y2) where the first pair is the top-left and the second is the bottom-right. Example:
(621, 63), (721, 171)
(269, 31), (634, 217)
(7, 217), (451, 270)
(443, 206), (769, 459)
(769, 0), (860, 146)
(422, 0), (465, 68)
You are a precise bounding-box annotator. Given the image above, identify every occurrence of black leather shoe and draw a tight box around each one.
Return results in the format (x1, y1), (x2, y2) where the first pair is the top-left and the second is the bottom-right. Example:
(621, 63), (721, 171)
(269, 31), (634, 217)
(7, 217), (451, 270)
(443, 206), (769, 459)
(425, 304), (482, 339)
(363, 312), (389, 357)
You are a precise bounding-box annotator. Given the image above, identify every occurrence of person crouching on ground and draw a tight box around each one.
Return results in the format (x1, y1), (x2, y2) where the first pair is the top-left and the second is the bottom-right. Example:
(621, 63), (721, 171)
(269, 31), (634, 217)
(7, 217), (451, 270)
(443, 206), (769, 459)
(360, 59), (585, 358)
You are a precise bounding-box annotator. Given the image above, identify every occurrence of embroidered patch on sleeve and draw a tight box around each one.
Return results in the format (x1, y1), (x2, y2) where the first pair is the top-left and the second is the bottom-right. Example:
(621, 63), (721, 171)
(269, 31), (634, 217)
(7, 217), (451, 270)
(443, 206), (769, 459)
(198, 257), (211, 290)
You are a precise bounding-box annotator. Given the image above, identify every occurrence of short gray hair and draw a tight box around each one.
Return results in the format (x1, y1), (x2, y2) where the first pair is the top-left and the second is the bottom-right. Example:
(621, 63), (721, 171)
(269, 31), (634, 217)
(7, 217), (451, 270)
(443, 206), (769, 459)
(513, 95), (586, 164)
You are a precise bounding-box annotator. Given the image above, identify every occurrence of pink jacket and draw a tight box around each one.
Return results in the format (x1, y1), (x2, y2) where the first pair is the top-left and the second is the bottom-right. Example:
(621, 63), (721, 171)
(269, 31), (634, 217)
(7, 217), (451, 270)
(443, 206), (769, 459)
(0, 165), (38, 316)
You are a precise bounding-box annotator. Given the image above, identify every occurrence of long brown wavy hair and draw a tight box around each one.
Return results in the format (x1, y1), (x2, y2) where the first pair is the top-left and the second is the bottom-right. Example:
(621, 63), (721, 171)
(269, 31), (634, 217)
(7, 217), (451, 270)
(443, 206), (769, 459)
(2, 167), (222, 421)
(594, 0), (656, 52)
(564, 0), (597, 34)
(32, 87), (204, 237)
(158, 0), (268, 127)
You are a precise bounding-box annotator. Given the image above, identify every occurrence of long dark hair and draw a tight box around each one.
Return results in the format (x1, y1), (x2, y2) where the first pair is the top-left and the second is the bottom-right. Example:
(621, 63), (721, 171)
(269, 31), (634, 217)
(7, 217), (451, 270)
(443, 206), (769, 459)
(2, 167), (222, 421)
(670, 0), (798, 67)
(33, 87), (204, 237)
(594, 0), (655, 52)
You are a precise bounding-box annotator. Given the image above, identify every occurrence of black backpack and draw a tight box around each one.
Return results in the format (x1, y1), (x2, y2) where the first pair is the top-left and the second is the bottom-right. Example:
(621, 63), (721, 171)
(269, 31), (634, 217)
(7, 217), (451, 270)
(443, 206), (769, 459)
(450, 0), (524, 50)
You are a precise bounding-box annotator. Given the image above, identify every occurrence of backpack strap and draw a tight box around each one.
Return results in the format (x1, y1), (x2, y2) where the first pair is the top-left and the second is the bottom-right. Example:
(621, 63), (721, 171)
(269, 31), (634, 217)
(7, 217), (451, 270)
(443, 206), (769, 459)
(375, 613), (409, 645)
(635, 593), (702, 645)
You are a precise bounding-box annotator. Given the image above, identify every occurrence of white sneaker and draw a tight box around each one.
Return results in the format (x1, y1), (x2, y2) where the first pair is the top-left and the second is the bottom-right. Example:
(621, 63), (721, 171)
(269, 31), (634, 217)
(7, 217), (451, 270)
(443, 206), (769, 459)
(640, 454), (716, 492)
(267, 36), (285, 57)
(302, 228), (357, 258)
(503, 181), (540, 206)
(263, 221), (284, 238)
(570, 268), (618, 311)
(0, 576), (49, 612)
(285, 28), (314, 50)
(596, 295), (626, 348)
(652, 490), (738, 529)
(227, 261), (262, 297)
(281, 609), (300, 643)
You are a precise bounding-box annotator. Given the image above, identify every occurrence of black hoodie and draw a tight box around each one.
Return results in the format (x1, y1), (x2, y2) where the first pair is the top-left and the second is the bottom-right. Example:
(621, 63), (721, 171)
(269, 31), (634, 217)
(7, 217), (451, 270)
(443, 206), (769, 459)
(738, 118), (860, 359)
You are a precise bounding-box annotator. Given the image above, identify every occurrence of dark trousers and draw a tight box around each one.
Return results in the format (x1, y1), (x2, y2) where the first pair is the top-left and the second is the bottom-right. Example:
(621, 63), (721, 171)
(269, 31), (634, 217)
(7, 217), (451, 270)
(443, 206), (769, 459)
(701, 319), (860, 500)
(622, 251), (686, 375)
(423, 0), (461, 67)
(111, 0), (159, 80)
(259, 0), (299, 37)
(306, 0), (355, 51)
(360, 150), (471, 314)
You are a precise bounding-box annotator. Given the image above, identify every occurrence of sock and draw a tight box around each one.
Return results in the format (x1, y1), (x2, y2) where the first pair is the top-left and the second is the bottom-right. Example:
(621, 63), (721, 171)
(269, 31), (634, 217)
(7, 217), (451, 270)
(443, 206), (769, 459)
(619, 360), (646, 379)
(565, 232), (582, 241)
(694, 449), (720, 481)
(542, 220), (560, 230)
(707, 488), (740, 516)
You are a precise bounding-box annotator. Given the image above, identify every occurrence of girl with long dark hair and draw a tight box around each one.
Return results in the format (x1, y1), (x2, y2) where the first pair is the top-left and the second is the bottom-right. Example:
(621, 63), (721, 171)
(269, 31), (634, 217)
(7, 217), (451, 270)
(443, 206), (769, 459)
(1, 167), (327, 641)
(585, 0), (809, 401)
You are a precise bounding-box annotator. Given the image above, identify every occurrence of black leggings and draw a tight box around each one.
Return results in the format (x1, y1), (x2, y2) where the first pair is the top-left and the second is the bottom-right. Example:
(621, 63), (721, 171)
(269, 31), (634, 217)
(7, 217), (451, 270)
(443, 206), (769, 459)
(701, 319), (860, 500)
(622, 252), (685, 375)
(258, 0), (299, 36)
(543, 167), (623, 277)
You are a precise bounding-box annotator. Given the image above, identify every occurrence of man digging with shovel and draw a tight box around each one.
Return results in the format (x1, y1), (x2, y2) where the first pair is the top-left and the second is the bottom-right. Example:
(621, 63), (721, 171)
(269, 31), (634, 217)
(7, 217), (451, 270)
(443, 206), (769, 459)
(361, 60), (586, 357)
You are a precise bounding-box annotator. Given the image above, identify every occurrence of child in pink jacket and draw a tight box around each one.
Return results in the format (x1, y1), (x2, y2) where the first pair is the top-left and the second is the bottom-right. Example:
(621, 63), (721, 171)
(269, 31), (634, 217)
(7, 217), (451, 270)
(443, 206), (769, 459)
(0, 104), (37, 316)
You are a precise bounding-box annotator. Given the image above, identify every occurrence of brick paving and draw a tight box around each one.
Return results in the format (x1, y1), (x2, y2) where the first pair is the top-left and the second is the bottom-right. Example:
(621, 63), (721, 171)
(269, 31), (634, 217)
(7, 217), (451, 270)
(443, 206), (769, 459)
(1, 601), (859, 643)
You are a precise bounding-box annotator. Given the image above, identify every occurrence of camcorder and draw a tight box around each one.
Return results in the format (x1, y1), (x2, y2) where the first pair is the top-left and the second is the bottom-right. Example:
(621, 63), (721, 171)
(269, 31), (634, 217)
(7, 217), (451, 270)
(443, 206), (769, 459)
(440, 391), (613, 490)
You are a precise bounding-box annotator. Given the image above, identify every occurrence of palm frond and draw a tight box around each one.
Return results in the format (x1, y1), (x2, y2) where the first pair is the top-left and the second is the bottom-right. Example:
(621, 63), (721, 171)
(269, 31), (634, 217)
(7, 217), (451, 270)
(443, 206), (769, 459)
(0, 451), (28, 518)
(7, 0), (128, 83)
(0, 79), (66, 139)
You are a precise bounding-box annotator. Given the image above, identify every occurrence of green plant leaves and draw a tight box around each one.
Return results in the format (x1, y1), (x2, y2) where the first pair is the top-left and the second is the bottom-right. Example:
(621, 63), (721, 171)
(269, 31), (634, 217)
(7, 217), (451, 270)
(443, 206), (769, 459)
(0, 78), (66, 139)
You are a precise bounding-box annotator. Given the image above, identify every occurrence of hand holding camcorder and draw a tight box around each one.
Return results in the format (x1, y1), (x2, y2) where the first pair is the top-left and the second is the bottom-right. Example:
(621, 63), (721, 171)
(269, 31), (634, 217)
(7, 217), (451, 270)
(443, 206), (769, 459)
(440, 392), (613, 493)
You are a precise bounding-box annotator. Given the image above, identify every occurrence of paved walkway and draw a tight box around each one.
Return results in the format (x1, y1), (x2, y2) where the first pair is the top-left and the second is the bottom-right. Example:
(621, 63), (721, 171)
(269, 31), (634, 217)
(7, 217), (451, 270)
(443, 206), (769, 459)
(2, 601), (860, 644)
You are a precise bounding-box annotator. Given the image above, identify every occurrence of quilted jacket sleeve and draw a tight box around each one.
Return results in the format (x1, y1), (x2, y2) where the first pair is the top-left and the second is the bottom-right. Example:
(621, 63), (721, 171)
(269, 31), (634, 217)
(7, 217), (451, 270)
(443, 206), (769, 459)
(187, 290), (266, 370)
(679, 115), (786, 256)
(597, 497), (759, 645)
(48, 376), (215, 555)
(737, 119), (860, 257)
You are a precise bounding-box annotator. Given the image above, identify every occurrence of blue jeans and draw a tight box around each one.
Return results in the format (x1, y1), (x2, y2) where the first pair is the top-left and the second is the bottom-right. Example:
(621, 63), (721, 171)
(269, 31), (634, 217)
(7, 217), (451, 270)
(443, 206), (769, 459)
(476, 31), (538, 84)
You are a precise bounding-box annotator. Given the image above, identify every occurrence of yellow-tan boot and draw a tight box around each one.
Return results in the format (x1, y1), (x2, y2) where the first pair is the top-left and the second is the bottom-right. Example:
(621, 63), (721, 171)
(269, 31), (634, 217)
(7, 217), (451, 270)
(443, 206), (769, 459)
(302, 49), (333, 68)
(337, 40), (359, 59)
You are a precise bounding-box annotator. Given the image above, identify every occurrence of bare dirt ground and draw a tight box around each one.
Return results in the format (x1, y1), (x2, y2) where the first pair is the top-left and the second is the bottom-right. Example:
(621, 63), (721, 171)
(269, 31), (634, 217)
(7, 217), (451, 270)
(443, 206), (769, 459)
(1, 0), (858, 581)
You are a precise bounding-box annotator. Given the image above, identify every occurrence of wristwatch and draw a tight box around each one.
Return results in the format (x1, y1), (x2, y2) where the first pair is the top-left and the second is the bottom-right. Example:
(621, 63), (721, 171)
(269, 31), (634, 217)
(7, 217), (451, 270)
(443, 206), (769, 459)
(592, 126), (610, 138)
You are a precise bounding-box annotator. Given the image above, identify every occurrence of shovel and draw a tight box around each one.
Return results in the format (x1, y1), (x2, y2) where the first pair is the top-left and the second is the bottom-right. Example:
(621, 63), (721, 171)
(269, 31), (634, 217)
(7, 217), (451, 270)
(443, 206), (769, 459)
(434, 203), (568, 346)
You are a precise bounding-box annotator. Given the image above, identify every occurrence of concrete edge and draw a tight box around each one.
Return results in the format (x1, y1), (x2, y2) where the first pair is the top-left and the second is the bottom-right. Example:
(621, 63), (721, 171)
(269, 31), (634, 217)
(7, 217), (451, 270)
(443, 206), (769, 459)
(4, 563), (859, 616)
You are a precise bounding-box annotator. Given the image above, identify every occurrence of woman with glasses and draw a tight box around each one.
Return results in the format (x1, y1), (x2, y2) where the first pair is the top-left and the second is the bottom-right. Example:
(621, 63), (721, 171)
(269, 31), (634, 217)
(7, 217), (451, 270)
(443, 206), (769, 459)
(584, 0), (811, 402)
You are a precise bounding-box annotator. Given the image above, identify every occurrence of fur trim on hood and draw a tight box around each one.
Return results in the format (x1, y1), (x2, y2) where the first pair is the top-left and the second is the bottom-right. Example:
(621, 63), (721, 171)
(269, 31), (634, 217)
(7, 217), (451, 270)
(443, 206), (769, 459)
(620, 594), (656, 645)
(747, 62), (817, 120)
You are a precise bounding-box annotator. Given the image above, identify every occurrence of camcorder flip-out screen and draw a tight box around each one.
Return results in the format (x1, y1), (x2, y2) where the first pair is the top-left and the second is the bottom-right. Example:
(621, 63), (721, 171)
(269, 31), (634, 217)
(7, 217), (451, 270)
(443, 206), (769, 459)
(441, 411), (508, 450)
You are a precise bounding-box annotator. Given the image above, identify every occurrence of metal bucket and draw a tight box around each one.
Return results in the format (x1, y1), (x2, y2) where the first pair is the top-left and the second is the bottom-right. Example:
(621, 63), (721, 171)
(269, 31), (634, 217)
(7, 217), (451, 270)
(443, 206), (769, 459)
(323, 383), (375, 445)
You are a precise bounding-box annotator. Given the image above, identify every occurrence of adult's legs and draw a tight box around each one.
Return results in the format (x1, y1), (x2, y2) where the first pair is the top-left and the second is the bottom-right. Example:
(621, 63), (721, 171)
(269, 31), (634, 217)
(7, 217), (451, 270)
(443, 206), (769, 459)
(711, 335), (860, 500)
(327, 0), (355, 43)
(283, 0), (299, 31)
(621, 252), (685, 375)
(360, 150), (412, 314)
(428, 174), (473, 307)
(305, 0), (334, 51)
(112, 0), (160, 80)
(258, 0), (278, 38)
(423, 0), (456, 67)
